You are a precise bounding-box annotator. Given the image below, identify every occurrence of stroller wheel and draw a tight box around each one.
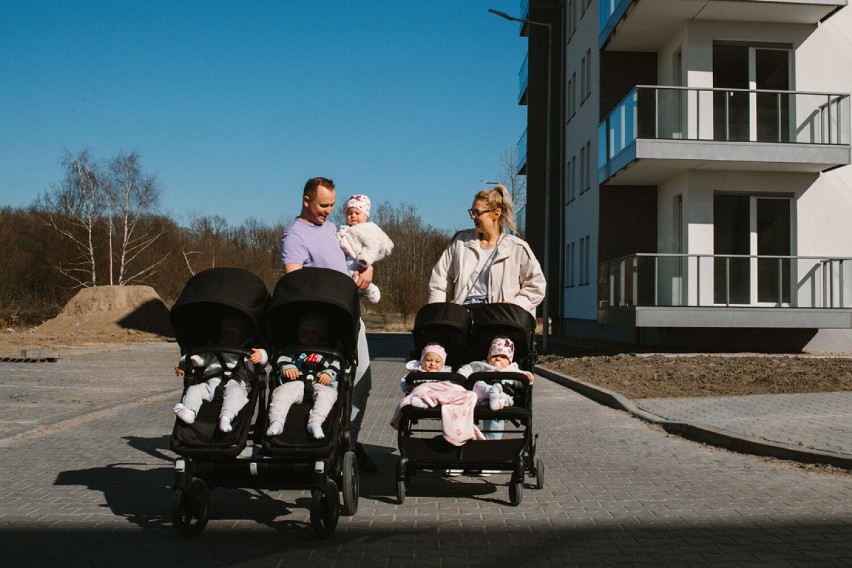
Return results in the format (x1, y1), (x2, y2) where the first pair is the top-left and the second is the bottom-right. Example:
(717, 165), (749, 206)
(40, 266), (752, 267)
(310, 480), (340, 539)
(342, 450), (359, 516)
(172, 478), (211, 537)
(508, 481), (523, 507)
(534, 458), (545, 490)
(396, 479), (406, 505)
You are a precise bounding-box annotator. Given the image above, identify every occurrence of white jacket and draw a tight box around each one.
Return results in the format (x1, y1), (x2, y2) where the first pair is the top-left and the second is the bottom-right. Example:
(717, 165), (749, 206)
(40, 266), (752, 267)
(337, 222), (394, 267)
(428, 229), (546, 317)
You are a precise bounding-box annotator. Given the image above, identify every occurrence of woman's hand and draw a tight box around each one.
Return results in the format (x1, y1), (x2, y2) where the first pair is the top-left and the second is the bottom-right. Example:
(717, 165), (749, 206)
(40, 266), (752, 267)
(175, 362), (185, 376)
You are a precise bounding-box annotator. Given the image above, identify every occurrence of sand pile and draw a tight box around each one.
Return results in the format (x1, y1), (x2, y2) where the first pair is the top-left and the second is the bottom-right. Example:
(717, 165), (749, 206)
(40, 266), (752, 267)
(1, 286), (173, 353)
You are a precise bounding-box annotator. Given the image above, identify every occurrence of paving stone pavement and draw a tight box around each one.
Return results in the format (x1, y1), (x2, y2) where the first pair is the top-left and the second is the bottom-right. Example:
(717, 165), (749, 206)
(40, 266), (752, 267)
(0, 337), (851, 567)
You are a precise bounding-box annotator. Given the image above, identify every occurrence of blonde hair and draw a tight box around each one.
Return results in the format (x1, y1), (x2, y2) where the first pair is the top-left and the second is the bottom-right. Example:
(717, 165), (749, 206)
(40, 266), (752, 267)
(474, 184), (515, 233)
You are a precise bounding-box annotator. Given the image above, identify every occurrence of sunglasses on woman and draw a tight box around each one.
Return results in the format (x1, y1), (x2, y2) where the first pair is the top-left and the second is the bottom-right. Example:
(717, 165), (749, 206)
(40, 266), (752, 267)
(468, 208), (494, 218)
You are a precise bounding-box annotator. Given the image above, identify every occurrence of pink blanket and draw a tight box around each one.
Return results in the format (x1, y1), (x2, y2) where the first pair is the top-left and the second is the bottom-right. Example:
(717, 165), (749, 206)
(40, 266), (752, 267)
(390, 381), (485, 446)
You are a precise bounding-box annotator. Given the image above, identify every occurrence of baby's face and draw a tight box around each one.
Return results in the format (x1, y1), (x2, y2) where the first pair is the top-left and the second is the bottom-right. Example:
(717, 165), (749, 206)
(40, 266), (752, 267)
(298, 326), (325, 346)
(487, 354), (511, 369)
(220, 320), (249, 346)
(421, 352), (444, 371)
(345, 207), (368, 226)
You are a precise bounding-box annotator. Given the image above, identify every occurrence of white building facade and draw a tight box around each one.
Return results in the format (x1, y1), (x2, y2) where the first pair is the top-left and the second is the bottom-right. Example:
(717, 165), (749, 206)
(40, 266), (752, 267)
(521, 0), (852, 350)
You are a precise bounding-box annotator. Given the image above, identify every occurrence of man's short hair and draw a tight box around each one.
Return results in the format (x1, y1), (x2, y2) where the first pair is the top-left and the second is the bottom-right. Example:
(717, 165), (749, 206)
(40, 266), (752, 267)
(304, 177), (335, 197)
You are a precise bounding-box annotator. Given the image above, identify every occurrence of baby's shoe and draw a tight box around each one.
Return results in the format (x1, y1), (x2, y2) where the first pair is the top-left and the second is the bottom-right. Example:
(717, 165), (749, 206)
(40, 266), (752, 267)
(266, 421), (284, 436)
(174, 403), (196, 424)
(307, 421), (325, 439)
(487, 384), (513, 411)
(364, 283), (381, 304)
(219, 416), (233, 433)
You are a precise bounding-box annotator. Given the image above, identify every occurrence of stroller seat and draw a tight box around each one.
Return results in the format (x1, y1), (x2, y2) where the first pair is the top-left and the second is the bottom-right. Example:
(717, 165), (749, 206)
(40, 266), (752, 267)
(169, 268), (270, 459)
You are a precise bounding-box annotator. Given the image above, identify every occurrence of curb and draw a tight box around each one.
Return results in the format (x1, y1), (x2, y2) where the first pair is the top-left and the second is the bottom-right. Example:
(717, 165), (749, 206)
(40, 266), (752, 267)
(535, 365), (852, 471)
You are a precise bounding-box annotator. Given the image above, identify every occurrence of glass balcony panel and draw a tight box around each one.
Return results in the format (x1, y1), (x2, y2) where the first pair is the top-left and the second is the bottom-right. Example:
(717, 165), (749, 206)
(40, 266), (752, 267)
(598, 86), (850, 177)
(599, 254), (852, 310)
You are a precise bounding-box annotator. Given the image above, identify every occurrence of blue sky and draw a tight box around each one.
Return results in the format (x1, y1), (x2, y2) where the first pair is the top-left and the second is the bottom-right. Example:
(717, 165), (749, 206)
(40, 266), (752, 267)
(0, 1), (528, 233)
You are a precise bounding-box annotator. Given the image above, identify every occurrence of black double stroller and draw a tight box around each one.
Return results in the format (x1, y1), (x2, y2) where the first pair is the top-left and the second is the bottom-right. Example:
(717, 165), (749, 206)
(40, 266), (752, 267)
(169, 267), (360, 539)
(395, 302), (544, 506)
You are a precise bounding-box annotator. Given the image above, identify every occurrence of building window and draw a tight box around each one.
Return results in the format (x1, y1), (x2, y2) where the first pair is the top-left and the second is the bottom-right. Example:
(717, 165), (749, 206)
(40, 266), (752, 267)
(580, 54), (587, 104)
(583, 48), (592, 100)
(566, 75), (573, 122)
(579, 143), (591, 195)
(566, 242), (576, 287)
(578, 236), (591, 286)
(571, 71), (577, 117)
(569, 0), (577, 36)
(564, 157), (574, 204)
(572, 155), (577, 200)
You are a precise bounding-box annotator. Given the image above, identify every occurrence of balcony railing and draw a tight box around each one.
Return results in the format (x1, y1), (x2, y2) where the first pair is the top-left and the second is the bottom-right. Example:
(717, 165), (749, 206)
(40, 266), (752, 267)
(598, 85), (851, 170)
(517, 128), (527, 173)
(599, 253), (852, 309)
(518, 53), (528, 104)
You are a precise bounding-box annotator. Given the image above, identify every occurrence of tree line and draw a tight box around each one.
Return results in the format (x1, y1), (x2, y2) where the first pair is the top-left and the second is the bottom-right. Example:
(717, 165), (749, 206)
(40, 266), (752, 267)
(1, 150), (453, 329)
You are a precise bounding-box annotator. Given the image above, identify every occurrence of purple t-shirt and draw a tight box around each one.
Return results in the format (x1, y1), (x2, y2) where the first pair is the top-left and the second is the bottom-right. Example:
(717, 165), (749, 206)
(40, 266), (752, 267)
(280, 218), (349, 274)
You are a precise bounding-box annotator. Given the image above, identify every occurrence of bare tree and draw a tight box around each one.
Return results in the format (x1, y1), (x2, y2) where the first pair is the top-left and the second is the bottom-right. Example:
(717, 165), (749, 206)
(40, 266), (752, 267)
(37, 149), (105, 287)
(371, 201), (450, 323)
(104, 151), (168, 285)
(498, 146), (527, 215)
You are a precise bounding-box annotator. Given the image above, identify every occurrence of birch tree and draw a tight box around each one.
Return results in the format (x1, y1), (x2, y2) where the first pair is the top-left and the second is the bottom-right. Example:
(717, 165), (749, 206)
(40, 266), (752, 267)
(37, 149), (105, 287)
(104, 151), (167, 284)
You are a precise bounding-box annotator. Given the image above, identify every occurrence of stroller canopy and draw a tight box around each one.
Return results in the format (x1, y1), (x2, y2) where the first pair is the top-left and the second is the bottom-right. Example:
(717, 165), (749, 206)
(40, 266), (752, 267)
(467, 303), (537, 370)
(170, 267), (270, 352)
(266, 268), (360, 354)
(411, 302), (471, 370)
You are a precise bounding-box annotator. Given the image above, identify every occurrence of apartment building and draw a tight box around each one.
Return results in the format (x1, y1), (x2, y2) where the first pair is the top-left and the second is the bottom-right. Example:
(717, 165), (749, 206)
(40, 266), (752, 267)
(516, 0), (852, 350)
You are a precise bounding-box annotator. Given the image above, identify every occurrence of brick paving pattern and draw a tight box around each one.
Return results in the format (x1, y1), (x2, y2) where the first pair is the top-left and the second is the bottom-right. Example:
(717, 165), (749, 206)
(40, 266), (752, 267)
(0, 337), (850, 567)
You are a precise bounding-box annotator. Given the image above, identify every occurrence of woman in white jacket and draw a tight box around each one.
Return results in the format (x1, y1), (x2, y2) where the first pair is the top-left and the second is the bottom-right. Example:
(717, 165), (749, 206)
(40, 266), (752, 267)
(428, 184), (546, 318)
(427, 183), (546, 447)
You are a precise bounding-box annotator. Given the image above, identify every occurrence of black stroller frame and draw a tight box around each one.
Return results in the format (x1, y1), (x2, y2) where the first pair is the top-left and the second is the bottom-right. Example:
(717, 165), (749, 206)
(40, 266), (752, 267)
(395, 302), (544, 506)
(169, 267), (361, 539)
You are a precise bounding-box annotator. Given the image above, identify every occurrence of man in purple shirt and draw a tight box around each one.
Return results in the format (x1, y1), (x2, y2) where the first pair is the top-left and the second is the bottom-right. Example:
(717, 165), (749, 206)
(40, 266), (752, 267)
(280, 177), (377, 473)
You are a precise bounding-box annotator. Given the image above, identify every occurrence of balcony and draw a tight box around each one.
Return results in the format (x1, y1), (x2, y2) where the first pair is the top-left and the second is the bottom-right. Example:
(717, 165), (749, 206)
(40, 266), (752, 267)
(599, 0), (846, 51)
(598, 86), (851, 185)
(598, 253), (852, 328)
(518, 53), (528, 105)
(517, 128), (527, 175)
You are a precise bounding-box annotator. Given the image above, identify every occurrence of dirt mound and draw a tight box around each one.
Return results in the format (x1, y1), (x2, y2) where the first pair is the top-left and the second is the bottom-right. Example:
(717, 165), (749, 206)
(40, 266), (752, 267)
(0, 286), (173, 354)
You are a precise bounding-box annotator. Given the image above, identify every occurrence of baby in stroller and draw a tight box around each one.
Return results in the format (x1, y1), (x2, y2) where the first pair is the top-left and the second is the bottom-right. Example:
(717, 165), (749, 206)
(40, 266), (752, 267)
(459, 335), (534, 411)
(398, 342), (451, 400)
(174, 309), (268, 432)
(267, 310), (341, 440)
(393, 302), (543, 506)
